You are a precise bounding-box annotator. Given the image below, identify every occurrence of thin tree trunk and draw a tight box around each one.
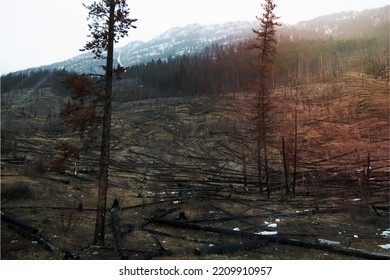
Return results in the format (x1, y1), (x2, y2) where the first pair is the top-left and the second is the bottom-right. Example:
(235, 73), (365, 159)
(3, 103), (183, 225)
(257, 106), (263, 194)
(292, 86), (298, 196)
(261, 90), (270, 199)
(241, 133), (248, 189)
(282, 137), (289, 194)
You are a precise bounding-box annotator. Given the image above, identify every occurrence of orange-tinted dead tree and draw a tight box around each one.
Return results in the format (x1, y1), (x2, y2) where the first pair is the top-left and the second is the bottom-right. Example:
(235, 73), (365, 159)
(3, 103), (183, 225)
(252, 0), (280, 198)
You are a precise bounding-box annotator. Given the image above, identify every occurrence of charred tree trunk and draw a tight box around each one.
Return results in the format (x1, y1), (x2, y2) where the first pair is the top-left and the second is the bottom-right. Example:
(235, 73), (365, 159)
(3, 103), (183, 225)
(241, 133), (248, 189)
(257, 125), (262, 194)
(94, 0), (115, 246)
(292, 85), (299, 196)
(261, 92), (271, 199)
(282, 137), (289, 194)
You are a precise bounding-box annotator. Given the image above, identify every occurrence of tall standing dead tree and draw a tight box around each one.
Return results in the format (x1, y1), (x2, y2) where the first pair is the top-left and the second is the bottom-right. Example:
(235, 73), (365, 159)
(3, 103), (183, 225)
(81, 0), (137, 246)
(252, 0), (280, 198)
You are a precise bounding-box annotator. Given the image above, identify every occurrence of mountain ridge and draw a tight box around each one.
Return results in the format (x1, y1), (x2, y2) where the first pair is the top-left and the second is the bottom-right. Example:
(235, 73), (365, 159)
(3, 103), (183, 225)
(33, 21), (256, 75)
(5, 5), (388, 76)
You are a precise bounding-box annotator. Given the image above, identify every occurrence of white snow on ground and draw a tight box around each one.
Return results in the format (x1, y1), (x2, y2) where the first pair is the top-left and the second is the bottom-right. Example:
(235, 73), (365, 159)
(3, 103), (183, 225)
(267, 223), (277, 228)
(255, 231), (278, 235)
(317, 239), (340, 245)
(350, 198), (361, 202)
(380, 229), (390, 238)
(378, 244), (390, 250)
(261, 218), (282, 231)
(377, 229), (390, 249)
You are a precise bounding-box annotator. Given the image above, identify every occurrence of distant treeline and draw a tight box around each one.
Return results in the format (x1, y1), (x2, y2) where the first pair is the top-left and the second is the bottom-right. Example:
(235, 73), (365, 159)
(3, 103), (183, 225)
(2, 28), (388, 101)
(1, 69), (72, 95)
(118, 42), (259, 99)
(115, 32), (388, 100)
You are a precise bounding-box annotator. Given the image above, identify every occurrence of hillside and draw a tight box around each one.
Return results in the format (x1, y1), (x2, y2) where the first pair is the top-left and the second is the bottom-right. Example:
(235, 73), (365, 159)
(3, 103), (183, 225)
(1, 72), (389, 259)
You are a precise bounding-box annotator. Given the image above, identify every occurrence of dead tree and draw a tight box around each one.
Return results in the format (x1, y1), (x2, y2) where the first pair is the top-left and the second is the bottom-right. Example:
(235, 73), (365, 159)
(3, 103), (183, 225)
(252, 0), (281, 198)
(81, 0), (137, 246)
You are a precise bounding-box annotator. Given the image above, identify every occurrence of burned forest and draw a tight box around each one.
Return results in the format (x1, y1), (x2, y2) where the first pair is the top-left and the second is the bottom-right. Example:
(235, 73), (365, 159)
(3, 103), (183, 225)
(1, 3), (389, 260)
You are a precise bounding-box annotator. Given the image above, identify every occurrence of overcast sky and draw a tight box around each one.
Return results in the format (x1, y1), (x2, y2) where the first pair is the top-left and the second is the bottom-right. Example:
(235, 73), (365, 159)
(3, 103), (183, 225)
(1, 0), (388, 74)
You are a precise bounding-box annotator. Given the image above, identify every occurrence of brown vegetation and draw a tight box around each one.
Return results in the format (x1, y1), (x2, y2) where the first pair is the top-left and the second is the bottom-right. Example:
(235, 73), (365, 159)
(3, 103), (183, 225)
(1, 72), (389, 259)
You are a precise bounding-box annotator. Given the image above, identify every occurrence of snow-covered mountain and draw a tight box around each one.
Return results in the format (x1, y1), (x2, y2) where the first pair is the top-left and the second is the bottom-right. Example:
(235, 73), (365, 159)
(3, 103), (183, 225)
(7, 5), (389, 76)
(44, 21), (257, 74)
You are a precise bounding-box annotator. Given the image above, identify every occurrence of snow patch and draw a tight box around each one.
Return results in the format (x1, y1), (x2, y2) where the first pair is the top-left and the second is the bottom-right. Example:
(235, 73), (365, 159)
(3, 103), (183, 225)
(117, 49), (122, 65)
(378, 244), (390, 250)
(267, 223), (277, 228)
(380, 230), (390, 238)
(255, 231), (278, 236)
(317, 239), (340, 246)
(350, 198), (361, 202)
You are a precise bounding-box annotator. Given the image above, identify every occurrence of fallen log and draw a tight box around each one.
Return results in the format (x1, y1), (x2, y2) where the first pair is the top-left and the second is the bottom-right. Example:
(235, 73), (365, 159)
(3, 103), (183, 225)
(44, 176), (70, 185)
(188, 208), (343, 224)
(372, 205), (390, 216)
(141, 207), (180, 227)
(150, 217), (390, 260)
(212, 206), (253, 226)
(1, 211), (38, 234)
(1, 212), (51, 248)
(195, 240), (269, 256)
(142, 228), (212, 244)
(121, 199), (176, 210)
(1, 211), (58, 255)
(1, 159), (31, 165)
